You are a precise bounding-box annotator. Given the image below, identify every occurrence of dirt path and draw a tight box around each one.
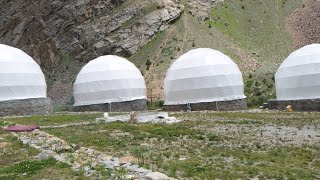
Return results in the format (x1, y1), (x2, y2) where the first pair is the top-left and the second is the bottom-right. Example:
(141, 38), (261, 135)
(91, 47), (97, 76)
(145, 26), (175, 101)
(145, 27), (174, 79)
(179, 12), (190, 55)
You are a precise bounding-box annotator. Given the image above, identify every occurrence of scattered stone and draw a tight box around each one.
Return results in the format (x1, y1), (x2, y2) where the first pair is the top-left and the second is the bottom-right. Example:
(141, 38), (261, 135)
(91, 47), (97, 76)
(8, 118), (180, 179)
(135, 167), (152, 174)
(34, 150), (55, 160)
(86, 148), (94, 155)
(125, 175), (135, 179)
(125, 164), (139, 171)
(145, 172), (171, 180)
(71, 144), (80, 151)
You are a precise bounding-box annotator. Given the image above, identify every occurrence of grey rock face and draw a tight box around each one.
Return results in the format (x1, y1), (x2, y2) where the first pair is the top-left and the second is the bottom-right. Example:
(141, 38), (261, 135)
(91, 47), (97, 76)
(0, 0), (184, 105)
(0, 0), (183, 70)
(187, 0), (219, 21)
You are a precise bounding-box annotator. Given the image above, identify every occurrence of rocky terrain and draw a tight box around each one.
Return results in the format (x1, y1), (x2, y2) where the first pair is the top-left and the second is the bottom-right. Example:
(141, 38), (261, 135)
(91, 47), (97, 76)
(1, 0), (320, 106)
(1, 111), (320, 179)
(0, 0), (184, 105)
(0, 0), (183, 68)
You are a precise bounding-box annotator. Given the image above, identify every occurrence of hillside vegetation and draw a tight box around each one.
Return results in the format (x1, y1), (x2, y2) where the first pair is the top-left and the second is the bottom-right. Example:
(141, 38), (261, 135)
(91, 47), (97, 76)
(131, 0), (305, 107)
(2, 0), (316, 107)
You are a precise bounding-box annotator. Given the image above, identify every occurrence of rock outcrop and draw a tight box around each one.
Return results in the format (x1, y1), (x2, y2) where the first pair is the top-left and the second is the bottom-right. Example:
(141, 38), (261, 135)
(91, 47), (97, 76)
(187, 0), (220, 21)
(0, 0), (183, 105)
(0, 0), (183, 70)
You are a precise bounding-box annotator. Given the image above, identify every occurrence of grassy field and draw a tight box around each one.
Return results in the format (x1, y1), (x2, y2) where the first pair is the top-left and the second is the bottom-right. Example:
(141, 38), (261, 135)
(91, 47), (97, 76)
(0, 123), (87, 179)
(4, 113), (102, 127)
(2, 111), (319, 179)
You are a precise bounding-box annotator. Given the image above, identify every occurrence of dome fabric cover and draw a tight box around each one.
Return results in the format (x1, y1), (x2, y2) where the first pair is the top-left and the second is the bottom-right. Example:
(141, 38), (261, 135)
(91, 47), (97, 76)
(276, 44), (320, 100)
(0, 44), (47, 102)
(73, 55), (147, 106)
(164, 48), (246, 105)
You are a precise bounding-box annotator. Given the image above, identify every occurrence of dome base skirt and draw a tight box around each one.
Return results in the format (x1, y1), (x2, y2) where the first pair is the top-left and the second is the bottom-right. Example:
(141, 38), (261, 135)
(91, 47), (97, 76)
(268, 99), (320, 112)
(74, 99), (147, 112)
(0, 98), (53, 117)
(164, 98), (247, 112)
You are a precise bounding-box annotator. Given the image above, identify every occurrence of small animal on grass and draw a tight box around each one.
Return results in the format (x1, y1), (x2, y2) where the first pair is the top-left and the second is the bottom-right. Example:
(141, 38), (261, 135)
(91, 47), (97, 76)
(129, 111), (138, 124)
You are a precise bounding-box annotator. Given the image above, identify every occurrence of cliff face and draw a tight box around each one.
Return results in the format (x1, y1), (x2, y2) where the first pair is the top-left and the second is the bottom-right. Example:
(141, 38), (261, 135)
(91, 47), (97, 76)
(0, 0), (183, 105)
(2, 0), (319, 107)
(0, 0), (183, 70)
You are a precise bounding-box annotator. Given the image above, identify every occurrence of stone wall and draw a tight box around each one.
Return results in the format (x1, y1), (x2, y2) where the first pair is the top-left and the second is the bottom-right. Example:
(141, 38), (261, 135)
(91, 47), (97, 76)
(74, 99), (147, 112)
(0, 98), (53, 117)
(164, 98), (247, 111)
(267, 99), (320, 112)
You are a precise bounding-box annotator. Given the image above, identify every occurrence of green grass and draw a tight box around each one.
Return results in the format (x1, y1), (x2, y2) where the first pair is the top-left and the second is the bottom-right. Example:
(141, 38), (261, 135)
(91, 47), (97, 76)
(147, 100), (164, 110)
(162, 146), (319, 179)
(210, 0), (302, 65)
(244, 71), (276, 107)
(0, 133), (39, 167)
(0, 158), (86, 180)
(4, 113), (102, 126)
(45, 122), (208, 153)
(40, 111), (320, 179)
(129, 30), (167, 74)
(210, 0), (303, 107)
(0, 129), (86, 179)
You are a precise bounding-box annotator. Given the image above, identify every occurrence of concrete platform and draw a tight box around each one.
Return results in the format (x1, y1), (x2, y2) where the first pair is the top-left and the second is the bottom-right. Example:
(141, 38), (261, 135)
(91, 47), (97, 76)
(0, 98), (53, 117)
(267, 99), (320, 112)
(74, 99), (147, 112)
(164, 98), (247, 111)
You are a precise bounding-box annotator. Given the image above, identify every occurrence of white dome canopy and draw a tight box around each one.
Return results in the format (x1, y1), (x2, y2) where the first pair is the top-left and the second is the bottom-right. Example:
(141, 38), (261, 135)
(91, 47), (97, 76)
(73, 55), (147, 106)
(164, 48), (246, 105)
(0, 44), (47, 102)
(276, 44), (320, 100)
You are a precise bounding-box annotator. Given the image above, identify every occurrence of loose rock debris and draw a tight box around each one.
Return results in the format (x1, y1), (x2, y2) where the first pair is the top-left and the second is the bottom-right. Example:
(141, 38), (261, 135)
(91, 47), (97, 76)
(10, 128), (176, 179)
(99, 112), (181, 124)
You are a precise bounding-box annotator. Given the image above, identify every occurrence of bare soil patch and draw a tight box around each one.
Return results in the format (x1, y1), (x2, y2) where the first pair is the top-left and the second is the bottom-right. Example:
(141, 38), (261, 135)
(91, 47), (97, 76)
(286, 0), (320, 48)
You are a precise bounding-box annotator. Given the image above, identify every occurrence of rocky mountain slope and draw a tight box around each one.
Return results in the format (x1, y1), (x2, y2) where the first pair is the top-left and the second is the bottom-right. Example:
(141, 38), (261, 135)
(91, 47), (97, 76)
(1, 0), (319, 107)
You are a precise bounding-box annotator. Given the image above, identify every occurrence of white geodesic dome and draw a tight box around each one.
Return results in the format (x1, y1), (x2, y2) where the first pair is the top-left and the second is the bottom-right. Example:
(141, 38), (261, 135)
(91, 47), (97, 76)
(164, 48), (246, 105)
(0, 44), (47, 102)
(73, 55), (147, 106)
(275, 44), (320, 101)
